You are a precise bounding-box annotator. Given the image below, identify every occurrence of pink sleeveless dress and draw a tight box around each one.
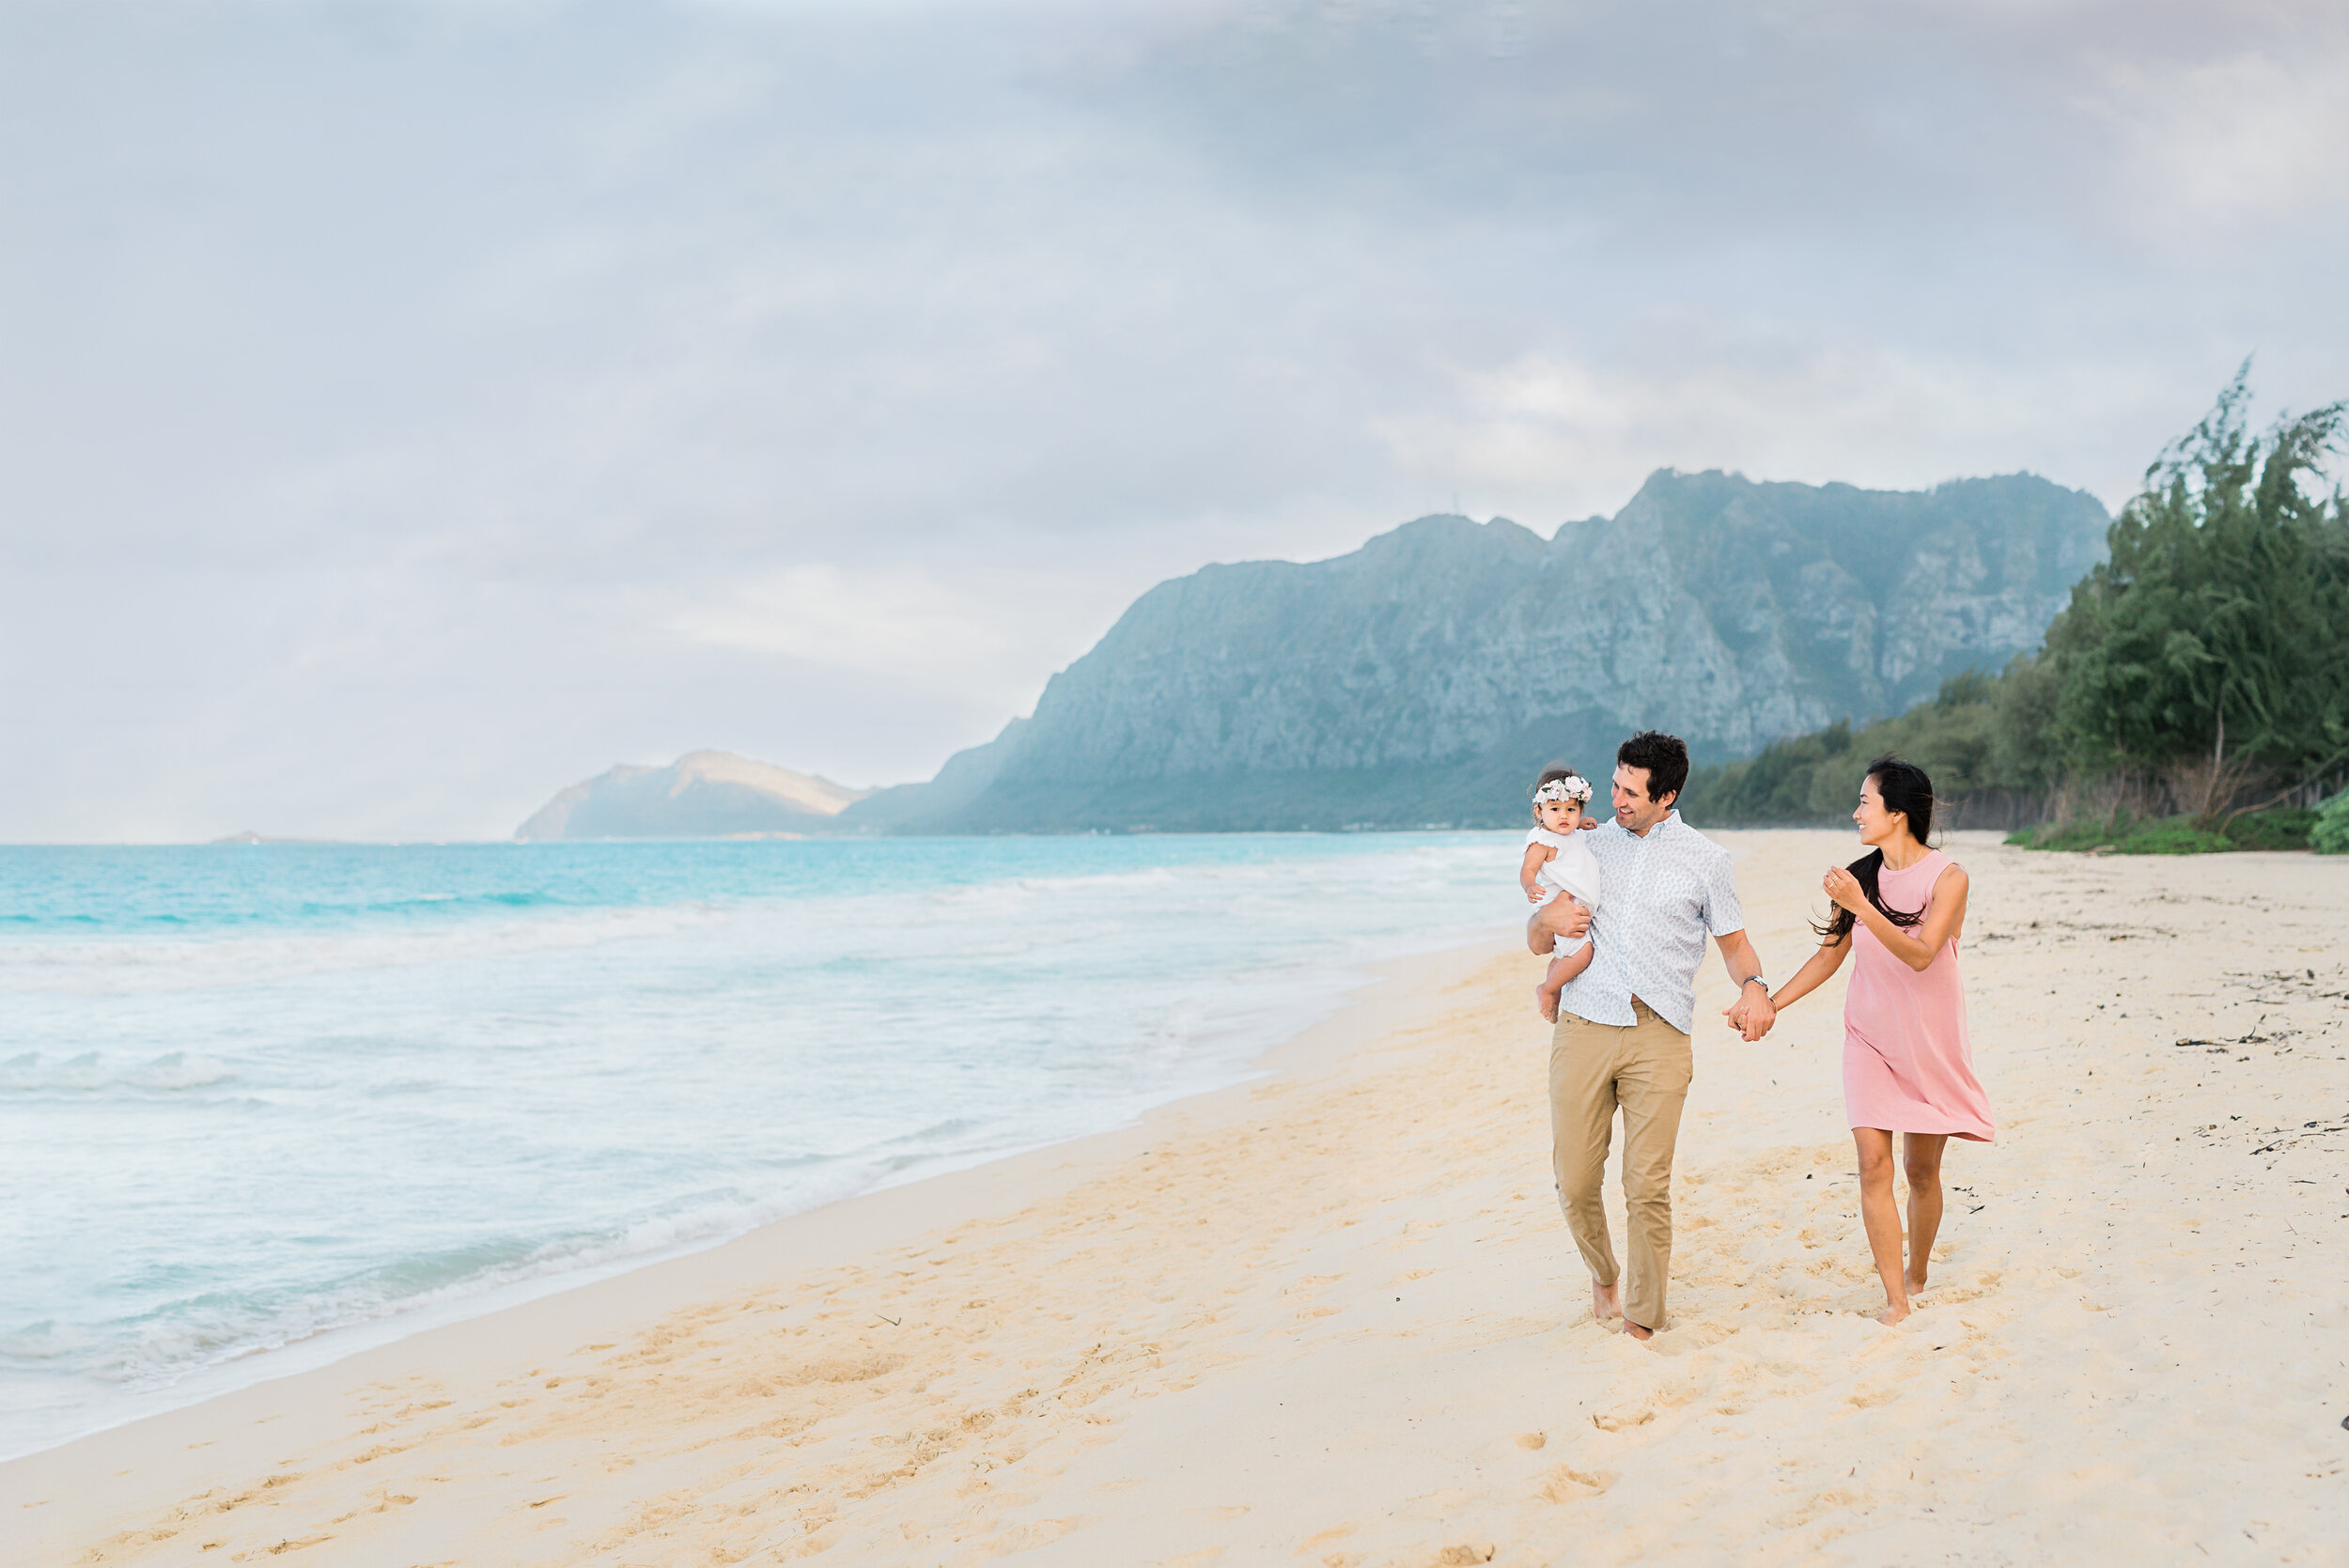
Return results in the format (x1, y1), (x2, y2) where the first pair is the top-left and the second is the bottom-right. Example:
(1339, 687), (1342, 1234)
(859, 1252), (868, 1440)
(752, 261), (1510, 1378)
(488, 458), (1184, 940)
(1843, 850), (1995, 1141)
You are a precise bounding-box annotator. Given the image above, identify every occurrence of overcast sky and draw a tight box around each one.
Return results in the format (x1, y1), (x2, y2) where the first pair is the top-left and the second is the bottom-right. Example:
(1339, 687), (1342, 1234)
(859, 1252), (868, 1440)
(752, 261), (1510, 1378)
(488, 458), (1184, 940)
(3, 0), (2344, 841)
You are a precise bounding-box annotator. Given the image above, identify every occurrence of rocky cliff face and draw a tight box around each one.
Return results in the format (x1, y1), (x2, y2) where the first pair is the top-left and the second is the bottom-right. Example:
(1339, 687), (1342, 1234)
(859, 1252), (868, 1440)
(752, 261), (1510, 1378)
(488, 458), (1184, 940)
(516, 750), (870, 840)
(846, 470), (2107, 832)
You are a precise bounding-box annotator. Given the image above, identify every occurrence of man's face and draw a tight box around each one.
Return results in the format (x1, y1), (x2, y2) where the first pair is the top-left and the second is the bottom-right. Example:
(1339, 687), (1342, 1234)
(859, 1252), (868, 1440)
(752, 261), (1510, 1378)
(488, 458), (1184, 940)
(1611, 764), (1674, 834)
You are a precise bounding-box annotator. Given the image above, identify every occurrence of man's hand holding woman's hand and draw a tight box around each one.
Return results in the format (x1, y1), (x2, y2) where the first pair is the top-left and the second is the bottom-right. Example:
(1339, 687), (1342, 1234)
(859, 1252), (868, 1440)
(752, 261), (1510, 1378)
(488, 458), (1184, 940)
(1723, 985), (1777, 1043)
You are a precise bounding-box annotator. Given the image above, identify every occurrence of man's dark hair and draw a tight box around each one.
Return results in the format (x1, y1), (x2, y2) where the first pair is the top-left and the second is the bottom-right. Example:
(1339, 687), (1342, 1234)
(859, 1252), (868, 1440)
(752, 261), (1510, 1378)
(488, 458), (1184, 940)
(1616, 731), (1690, 803)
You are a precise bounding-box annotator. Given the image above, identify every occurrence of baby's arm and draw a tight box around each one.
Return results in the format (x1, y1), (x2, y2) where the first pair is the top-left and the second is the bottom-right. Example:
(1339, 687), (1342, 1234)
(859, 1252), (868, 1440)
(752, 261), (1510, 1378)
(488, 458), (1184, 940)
(1519, 842), (1553, 904)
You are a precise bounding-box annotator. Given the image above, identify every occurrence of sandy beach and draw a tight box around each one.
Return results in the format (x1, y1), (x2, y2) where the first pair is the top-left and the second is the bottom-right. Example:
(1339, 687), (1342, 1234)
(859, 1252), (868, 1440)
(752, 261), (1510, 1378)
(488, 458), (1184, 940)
(8, 829), (2345, 1566)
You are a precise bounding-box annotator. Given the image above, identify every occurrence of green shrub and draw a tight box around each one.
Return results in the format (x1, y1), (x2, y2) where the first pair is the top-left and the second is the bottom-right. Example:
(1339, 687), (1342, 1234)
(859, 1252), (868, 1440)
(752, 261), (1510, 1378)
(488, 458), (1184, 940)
(2223, 807), (2316, 850)
(2012, 810), (2287, 854)
(2112, 820), (2236, 855)
(2315, 790), (2349, 855)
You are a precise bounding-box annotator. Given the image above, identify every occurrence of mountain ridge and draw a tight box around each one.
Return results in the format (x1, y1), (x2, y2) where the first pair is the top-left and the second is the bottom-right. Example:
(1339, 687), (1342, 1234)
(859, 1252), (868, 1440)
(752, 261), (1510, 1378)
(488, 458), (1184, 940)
(517, 467), (2108, 838)
(845, 467), (2108, 831)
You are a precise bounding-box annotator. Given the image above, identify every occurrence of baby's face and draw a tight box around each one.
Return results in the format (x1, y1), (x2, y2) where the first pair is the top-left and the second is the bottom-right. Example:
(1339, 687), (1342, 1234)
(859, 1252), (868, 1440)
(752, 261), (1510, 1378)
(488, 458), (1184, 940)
(1538, 798), (1582, 833)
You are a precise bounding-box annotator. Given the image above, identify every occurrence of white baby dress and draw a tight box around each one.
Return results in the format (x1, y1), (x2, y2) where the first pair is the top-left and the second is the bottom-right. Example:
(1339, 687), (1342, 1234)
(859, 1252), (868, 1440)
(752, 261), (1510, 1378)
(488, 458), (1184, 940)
(1527, 827), (1604, 955)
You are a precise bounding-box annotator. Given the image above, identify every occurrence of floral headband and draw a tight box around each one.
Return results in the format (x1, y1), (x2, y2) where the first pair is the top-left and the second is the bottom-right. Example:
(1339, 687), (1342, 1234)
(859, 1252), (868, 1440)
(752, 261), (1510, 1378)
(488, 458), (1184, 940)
(1534, 774), (1593, 805)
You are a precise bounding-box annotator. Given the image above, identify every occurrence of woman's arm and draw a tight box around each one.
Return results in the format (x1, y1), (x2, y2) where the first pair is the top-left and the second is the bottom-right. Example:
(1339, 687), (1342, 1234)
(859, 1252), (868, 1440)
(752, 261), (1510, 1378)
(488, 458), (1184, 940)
(1519, 842), (1551, 902)
(1824, 862), (1968, 972)
(1769, 934), (1852, 1010)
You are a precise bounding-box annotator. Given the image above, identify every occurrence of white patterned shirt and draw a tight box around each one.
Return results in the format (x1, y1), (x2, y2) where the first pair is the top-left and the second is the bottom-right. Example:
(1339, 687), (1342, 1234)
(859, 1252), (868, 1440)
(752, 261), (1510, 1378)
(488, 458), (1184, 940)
(1556, 811), (1746, 1034)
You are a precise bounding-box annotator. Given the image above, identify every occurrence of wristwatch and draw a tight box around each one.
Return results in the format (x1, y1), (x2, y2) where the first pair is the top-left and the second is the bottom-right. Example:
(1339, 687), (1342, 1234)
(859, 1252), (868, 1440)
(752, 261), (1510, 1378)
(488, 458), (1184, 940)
(1738, 973), (1768, 991)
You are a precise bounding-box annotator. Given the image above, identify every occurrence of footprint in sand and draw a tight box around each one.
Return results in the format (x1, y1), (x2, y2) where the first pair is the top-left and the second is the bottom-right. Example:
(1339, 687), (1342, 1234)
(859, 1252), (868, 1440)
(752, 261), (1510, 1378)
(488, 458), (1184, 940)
(1538, 1463), (1616, 1502)
(1591, 1405), (1654, 1432)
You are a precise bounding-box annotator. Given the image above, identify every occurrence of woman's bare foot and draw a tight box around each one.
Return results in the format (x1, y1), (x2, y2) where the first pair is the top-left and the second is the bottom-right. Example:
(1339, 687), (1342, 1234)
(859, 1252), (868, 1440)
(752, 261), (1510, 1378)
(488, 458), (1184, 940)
(1905, 1265), (1929, 1297)
(1536, 983), (1562, 1023)
(1875, 1299), (1911, 1326)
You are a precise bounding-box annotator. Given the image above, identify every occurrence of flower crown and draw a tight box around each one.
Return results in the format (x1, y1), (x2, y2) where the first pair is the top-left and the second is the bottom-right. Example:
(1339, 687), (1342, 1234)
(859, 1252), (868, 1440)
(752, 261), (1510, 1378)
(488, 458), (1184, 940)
(1534, 774), (1593, 806)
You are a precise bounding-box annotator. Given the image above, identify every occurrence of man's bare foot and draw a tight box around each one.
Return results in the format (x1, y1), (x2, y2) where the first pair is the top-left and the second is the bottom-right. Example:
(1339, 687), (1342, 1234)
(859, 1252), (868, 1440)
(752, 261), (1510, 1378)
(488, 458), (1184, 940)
(1623, 1319), (1654, 1341)
(1590, 1279), (1622, 1327)
(1875, 1299), (1911, 1326)
(1536, 984), (1561, 1023)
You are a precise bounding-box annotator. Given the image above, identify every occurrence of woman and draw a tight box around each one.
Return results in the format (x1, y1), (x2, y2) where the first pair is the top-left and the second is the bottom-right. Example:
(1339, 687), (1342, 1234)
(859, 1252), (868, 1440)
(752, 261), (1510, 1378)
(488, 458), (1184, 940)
(1769, 756), (1994, 1325)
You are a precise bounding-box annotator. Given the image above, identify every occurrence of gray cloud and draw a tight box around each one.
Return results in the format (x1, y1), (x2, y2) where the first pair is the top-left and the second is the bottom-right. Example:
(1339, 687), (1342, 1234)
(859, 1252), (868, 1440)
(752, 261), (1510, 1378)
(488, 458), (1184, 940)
(2, 0), (2342, 838)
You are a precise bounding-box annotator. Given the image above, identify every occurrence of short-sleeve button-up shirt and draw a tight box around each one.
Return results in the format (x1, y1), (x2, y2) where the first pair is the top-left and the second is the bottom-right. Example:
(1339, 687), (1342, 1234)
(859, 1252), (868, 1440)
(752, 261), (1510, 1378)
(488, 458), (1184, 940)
(1556, 810), (1746, 1034)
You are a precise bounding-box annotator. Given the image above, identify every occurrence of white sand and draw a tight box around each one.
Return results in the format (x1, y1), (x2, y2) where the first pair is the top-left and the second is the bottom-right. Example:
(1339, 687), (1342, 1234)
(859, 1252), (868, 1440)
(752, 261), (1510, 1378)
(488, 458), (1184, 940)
(8, 830), (2345, 1565)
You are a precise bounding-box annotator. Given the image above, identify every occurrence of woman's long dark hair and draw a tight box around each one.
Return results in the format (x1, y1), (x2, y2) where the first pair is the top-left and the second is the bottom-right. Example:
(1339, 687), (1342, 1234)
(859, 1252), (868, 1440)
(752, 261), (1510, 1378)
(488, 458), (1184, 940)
(1815, 755), (1936, 940)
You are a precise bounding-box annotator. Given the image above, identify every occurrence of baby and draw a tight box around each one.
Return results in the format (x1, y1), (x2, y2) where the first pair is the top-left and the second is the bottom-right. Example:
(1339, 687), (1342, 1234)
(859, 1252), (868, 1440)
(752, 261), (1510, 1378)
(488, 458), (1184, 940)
(1520, 768), (1604, 1023)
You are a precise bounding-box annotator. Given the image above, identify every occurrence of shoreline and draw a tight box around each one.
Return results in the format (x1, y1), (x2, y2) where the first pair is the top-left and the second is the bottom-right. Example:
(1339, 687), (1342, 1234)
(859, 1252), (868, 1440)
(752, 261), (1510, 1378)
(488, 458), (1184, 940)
(0, 932), (1511, 1555)
(2, 920), (1511, 1469)
(9, 830), (2345, 1564)
(2, 830), (1522, 1467)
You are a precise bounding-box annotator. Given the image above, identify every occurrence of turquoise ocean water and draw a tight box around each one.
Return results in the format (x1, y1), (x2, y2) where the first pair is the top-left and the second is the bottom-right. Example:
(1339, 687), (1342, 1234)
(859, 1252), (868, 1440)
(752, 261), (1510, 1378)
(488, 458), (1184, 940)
(0, 833), (1520, 1459)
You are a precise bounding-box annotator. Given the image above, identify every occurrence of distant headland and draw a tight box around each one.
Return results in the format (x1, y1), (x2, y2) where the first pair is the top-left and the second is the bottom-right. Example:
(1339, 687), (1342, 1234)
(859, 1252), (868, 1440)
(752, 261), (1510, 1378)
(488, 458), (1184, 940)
(514, 751), (871, 841)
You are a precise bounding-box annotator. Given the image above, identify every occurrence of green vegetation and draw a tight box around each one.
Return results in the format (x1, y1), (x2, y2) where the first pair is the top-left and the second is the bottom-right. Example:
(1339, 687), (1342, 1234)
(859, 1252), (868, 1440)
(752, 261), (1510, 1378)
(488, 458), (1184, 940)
(1683, 367), (2349, 853)
(1677, 666), (2054, 829)
(2313, 790), (2349, 855)
(2001, 807), (2316, 855)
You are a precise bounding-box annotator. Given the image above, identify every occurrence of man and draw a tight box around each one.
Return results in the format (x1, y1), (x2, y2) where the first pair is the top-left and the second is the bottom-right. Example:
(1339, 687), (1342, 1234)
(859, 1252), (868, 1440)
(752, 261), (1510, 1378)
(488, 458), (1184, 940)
(1530, 730), (1774, 1340)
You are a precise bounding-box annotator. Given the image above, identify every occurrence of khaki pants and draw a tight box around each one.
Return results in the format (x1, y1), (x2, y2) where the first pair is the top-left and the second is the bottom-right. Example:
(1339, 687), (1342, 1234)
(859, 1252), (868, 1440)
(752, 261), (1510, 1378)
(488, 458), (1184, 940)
(1548, 999), (1693, 1330)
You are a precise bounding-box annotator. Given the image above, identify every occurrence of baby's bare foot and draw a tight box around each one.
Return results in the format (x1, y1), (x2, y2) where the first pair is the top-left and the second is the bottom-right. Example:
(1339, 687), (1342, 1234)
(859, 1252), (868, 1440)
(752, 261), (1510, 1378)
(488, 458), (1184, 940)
(1535, 984), (1561, 1023)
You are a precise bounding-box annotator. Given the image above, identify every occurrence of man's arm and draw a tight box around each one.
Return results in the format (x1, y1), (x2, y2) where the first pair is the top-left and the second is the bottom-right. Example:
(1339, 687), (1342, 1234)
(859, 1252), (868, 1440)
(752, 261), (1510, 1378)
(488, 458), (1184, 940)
(1715, 928), (1774, 1042)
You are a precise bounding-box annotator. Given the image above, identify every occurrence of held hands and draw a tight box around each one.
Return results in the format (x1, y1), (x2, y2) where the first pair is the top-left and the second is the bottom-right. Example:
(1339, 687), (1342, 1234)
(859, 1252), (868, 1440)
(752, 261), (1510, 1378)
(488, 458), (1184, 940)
(1722, 984), (1777, 1043)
